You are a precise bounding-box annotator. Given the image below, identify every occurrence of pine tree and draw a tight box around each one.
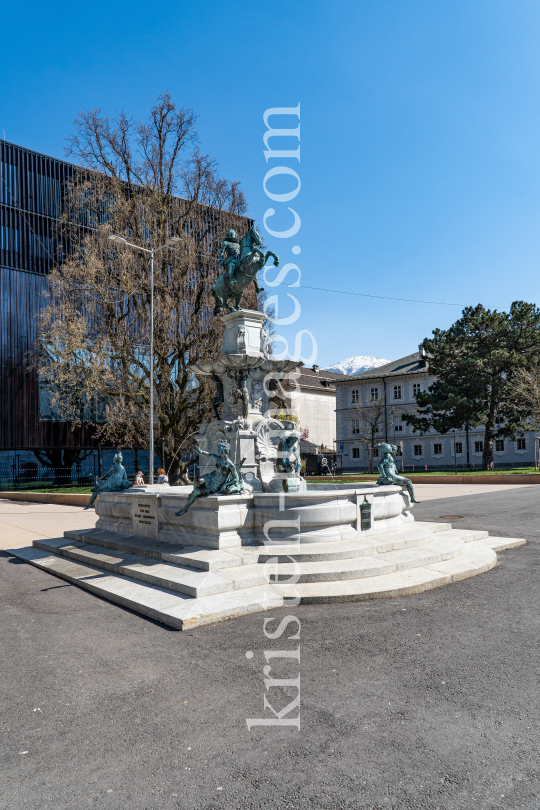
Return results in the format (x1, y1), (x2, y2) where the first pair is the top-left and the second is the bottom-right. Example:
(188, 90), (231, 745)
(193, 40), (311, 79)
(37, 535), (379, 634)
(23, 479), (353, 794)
(406, 302), (540, 470)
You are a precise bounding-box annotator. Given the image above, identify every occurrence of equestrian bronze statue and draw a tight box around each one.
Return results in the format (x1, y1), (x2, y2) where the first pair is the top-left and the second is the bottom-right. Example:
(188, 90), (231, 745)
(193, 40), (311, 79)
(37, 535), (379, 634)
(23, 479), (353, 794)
(211, 227), (278, 315)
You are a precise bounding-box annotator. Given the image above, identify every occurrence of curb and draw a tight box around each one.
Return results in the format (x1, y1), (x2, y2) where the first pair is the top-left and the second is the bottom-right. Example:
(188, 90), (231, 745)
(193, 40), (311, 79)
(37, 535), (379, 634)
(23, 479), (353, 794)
(310, 473), (540, 485)
(0, 491), (92, 506)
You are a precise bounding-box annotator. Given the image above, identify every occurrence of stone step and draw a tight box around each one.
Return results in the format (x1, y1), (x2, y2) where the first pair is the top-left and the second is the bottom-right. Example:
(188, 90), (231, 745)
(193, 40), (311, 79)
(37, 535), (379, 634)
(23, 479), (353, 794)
(423, 544), (498, 581)
(476, 536), (527, 551)
(256, 523), (447, 564)
(63, 528), (192, 559)
(408, 521), (453, 534)
(272, 543), (497, 603)
(436, 528), (489, 542)
(63, 528), (258, 571)
(63, 523), (450, 570)
(267, 536), (464, 583)
(36, 538), (269, 597)
(5, 546), (282, 629)
(376, 535), (465, 568)
(34, 538), (234, 598)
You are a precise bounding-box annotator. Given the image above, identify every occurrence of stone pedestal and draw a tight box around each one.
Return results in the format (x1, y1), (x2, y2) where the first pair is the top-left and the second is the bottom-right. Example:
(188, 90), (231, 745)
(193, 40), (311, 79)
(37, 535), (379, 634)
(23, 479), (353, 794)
(94, 484), (411, 549)
(220, 309), (268, 358)
(189, 309), (305, 493)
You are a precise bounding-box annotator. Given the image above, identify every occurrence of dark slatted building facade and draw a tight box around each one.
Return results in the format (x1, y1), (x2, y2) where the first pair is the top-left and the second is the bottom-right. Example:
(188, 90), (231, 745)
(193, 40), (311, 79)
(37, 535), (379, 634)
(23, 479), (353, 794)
(0, 141), (140, 486)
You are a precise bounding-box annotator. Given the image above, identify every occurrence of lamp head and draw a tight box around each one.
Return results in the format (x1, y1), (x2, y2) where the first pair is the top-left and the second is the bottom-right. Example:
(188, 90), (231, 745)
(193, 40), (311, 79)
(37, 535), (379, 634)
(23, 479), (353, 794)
(108, 234), (126, 244)
(165, 236), (181, 247)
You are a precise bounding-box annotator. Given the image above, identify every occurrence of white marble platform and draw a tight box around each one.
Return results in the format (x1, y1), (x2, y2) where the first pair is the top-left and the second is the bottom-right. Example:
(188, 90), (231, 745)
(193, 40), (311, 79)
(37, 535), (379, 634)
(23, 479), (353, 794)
(6, 515), (526, 629)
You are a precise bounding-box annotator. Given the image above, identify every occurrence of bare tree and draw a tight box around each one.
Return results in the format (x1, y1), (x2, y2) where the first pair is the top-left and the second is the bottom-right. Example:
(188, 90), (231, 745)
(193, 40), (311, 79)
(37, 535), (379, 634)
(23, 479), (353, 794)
(36, 93), (261, 482)
(349, 395), (386, 472)
(514, 362), (540, 431)
(33, 449), (94, 487)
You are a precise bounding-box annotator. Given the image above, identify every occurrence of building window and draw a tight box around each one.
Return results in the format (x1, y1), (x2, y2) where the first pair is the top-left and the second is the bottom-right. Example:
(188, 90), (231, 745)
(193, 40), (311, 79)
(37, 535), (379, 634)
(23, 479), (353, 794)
(373, 447), (379, 457)
(1, 224), (20, 253)
(414, 445), (422, 456)
(351, 389), (359, 403)
(393, 385), (402, 399)
(434, 443), (442, 455)
(455, 441), (463, 454)
(517, 437), (526, 450)
(496, 440), (505, 452)
(350, 419), (360, 435)
(352, 448), (360, 459)
(475, 441), (483, 453)
(370, 387), (378, 401)
(394, 424), (403, 432)
(413, 383), (421, 397)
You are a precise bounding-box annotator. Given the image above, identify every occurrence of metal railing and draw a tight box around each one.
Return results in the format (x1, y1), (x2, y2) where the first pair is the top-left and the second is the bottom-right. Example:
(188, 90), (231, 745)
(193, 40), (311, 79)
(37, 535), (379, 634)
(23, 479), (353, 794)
(0, 465), (147, 491)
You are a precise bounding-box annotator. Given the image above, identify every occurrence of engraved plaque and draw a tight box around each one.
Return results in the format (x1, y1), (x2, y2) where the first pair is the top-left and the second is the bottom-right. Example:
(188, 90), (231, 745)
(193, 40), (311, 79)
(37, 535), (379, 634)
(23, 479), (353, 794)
(132, 496), (159, 538)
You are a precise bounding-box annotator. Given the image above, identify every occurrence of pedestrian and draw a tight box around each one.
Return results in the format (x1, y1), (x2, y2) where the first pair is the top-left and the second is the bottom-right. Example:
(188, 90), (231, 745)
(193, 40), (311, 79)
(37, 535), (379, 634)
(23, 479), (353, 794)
(320, 456), (330, 476)
(177, 454), (199, 485)
(157, 468), (169, 485)
(135, 471), (145, 486)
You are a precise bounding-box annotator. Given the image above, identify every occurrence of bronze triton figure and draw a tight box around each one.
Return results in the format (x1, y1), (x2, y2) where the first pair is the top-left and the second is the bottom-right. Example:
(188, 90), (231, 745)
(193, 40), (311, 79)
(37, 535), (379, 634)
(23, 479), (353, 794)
(276, 422), (302, 477)
(174, 439), (247, 516)
(232, 369), (250, 420)
(211, 372), (224, 421)
(85, 451), (133, 510)
(376, 442), (418, 503)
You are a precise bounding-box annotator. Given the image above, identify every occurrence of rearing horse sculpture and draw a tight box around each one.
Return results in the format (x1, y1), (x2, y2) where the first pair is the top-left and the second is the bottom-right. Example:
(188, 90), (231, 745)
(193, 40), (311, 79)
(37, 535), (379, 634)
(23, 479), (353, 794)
(211, 227), (279, 315)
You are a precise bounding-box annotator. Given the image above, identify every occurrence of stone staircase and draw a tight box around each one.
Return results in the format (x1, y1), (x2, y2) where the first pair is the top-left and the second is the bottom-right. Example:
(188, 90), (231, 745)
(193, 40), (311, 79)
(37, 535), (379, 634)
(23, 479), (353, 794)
(6, 522), (525, 630)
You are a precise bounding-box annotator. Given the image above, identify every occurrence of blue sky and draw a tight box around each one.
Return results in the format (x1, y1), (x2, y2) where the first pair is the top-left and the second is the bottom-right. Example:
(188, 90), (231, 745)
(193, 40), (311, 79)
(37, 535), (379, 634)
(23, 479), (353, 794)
(3, 0), (540, 368)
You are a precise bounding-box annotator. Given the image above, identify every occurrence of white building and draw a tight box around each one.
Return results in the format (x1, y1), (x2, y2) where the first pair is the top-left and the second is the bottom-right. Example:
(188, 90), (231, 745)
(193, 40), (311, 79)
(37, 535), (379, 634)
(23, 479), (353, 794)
(288, 365), (346, 454)
(335, 347), (538, 472)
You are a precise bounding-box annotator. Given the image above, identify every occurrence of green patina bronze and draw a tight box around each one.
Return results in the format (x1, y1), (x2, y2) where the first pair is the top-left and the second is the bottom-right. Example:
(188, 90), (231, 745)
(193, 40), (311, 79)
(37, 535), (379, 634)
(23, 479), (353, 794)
(211, 226), (278, 315)
(211, 372), (224, 421)
(231, 369), (250, 419)
(174, 439), (248, 516)
(276, 422), (302, 477)
(376, 442), (418, 503)
(85, 451), (132, 510)
(360, 496), (372, 531)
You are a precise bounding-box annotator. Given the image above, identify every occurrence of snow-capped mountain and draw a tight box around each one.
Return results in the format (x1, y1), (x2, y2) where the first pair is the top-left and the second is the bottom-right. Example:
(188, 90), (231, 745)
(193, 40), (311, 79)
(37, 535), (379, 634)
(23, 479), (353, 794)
(323, 355), (390, 377)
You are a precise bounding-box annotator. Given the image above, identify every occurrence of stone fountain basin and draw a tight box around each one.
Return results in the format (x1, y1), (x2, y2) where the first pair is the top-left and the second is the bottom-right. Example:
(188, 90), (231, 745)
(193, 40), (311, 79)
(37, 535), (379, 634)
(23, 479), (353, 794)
(306, 482), (378, 491)
(95, 484), (412, 550)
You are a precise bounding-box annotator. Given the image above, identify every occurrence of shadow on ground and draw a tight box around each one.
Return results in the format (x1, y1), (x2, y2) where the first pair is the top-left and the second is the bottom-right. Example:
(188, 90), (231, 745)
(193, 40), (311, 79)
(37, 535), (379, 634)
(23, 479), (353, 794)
(0, 488), (538, 810)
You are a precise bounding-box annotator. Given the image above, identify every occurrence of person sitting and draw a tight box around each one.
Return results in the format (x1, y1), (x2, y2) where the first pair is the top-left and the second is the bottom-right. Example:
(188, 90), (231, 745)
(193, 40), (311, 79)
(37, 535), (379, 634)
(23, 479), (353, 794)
(176, 455), (199, 485)
(157, 468), (169, 485)
(135, 471), (145, 486)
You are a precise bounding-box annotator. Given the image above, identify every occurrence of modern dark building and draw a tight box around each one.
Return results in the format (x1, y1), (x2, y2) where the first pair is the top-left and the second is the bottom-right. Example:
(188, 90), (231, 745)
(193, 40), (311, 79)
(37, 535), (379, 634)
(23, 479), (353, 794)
(0, 140), (240, 488)
(0, 140), (103, 487)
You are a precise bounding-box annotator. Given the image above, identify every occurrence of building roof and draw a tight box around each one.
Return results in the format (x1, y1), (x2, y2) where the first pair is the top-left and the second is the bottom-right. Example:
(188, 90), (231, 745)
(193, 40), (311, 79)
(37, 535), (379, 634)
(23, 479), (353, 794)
(296, 365), (347, 392)
(335, 352), (428, 382)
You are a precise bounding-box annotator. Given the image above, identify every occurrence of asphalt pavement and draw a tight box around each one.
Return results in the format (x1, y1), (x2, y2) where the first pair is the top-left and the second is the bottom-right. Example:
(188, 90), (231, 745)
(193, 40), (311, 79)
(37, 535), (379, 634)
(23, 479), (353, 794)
(1, 487), (539, 810)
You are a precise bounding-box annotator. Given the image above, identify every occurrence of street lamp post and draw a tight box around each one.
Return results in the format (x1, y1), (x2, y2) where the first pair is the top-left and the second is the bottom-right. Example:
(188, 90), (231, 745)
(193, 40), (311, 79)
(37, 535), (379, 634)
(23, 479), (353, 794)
(108, 234), (181, 484)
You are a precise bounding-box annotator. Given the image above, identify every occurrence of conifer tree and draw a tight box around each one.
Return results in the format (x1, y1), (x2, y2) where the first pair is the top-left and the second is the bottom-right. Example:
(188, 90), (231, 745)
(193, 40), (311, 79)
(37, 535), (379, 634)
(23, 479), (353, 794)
(405, 302), (540, 470)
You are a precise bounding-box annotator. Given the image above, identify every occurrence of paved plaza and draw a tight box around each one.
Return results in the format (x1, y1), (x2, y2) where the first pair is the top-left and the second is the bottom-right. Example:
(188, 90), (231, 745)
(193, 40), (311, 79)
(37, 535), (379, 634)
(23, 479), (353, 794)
(1, 485), (539, 810)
